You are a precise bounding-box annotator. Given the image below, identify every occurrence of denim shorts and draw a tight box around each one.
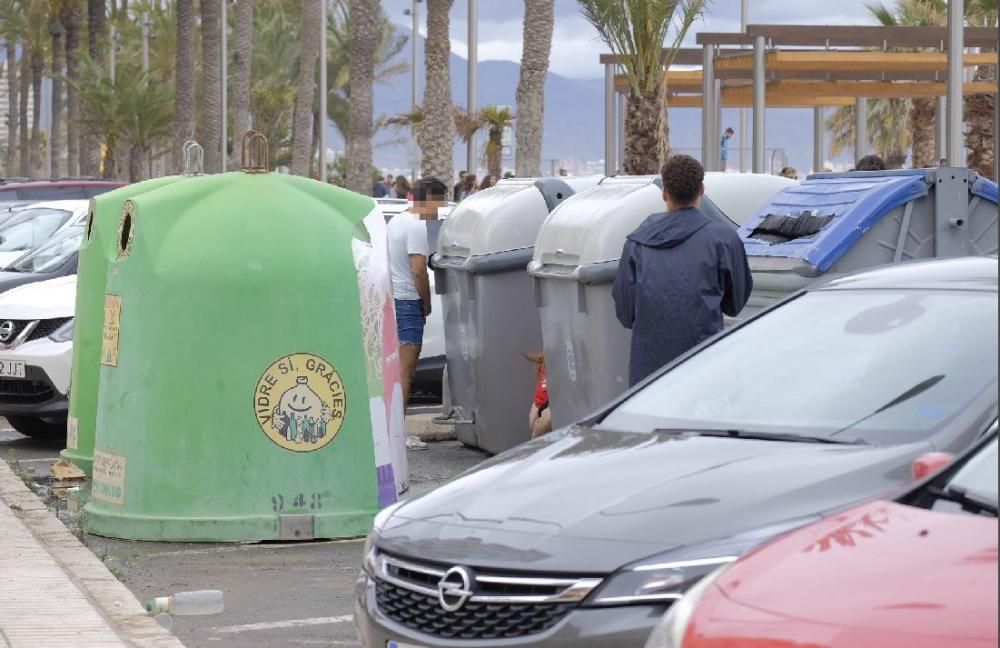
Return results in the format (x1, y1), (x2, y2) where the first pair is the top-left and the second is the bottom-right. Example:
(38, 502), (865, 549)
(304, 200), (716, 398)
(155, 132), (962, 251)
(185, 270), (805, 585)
(395, 299), (425, 346)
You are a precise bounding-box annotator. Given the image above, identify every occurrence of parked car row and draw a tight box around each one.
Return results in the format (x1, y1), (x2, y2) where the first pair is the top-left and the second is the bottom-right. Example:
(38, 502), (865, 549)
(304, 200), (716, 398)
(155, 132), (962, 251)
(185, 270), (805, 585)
(355, 256), (998, 648)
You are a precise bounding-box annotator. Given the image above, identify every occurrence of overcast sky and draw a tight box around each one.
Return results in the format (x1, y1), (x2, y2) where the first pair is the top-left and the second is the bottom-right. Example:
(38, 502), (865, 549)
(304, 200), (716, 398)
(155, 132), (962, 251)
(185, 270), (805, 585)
(380, 0), (880, 79)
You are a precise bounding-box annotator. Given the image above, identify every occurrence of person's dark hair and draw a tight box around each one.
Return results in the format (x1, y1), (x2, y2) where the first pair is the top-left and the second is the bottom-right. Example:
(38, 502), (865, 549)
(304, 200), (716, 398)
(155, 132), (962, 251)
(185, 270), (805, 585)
(478, 174), (496, 190)
(660, 155), (704, 205)
(725, 127), (734, 135)
(855, 154), (886, 171)
(414, 177), (448, 202)
(462, 174), (477, 192)
(394, 175), (411, 197)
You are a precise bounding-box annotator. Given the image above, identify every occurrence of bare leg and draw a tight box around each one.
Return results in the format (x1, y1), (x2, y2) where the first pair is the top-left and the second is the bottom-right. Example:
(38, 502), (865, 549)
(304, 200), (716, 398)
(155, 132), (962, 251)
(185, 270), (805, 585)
(399, 343), (421, 413)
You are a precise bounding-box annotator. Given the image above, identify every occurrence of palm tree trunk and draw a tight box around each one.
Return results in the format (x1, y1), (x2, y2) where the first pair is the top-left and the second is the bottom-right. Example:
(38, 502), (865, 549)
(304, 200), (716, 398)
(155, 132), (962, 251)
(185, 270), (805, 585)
(29, 49), (42, 176)
(513, 0), (552, 178)
(18, 53), (29, 176)
(228, 0), (254, 169)
(50, 28), (64, 177)
(173, 0), (196, 172)
(624, 89), (662, 175)
(964, 64), (995, 180)
(61, 1), (81, 177)
(290, 0), (321, 176)
(418, 0), (454, 182)
(5, 41), (18, 175)
(80, 0), (106, 175)
(487, 130), (502, 177)
(345, 0), (377, 194)
(128, 143), (148, 183)
(200, 0), (222, 173)
(309, 105), (319, 178)
(909, 98), (935, 168)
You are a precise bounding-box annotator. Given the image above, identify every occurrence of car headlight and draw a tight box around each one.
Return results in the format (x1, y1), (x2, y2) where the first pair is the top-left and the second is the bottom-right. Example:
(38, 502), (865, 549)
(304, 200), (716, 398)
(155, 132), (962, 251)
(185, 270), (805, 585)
(363, 500), (405, 576)
(586, 515), (818, 607)
(48, 318), (74, 343)
(643, 563), (728, 648)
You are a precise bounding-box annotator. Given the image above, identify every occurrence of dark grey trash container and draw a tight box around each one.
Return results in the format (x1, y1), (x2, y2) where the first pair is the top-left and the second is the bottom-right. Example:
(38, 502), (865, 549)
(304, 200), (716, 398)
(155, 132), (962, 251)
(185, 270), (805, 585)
(738, 168), (999, 320)
(434, 177), (599, 453)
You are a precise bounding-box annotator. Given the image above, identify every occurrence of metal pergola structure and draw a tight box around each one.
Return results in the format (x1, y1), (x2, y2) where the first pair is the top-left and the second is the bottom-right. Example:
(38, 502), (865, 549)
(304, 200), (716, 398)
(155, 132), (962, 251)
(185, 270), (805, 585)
(601, 24), (999, 177)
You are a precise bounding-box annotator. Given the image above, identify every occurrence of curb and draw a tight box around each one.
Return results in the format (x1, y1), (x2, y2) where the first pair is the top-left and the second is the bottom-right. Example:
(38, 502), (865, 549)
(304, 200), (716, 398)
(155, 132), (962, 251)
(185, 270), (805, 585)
(406, 412), (457, 442)
(0, 461), (187, 648)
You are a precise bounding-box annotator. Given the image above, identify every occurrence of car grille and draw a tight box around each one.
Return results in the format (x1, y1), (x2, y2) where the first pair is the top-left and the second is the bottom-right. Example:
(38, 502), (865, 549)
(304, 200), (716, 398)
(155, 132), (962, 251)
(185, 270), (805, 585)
(0, 318), (71, 346)
(371, 552), (602, 641)
(0, 367), (57, 404)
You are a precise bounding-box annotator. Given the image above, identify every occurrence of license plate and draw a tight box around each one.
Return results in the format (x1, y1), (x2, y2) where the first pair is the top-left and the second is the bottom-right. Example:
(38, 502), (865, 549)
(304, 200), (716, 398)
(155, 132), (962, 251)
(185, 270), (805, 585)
(388, 642), (427, 648)
(0, 360), (25, 378)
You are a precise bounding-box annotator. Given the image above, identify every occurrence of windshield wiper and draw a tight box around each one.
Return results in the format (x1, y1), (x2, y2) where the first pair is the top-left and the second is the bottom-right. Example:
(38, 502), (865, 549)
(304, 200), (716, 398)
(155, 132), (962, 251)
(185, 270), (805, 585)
(829, 374), (946, 440)
(927, 485), (998, 517)
(652, 428), (867, 445)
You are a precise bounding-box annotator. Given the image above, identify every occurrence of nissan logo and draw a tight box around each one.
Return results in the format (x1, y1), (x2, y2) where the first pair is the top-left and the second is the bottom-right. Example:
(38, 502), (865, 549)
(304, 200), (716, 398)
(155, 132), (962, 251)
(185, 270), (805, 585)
(0, 321), (13, 343)
(436, 566), (473, 612)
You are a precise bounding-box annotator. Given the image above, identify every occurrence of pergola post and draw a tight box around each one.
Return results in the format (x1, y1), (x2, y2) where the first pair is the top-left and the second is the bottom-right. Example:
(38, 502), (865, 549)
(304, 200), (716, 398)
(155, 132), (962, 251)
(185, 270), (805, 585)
(752, 35), (766, 173)
(935, 95), (947, 164)
(946, 0), (964, 165)
(855, 97), (867, 162)
(617, 91), (626, 174)
(714, 75), (723, 170)
(604, 62), (616, 175)
(813, 106), (824, 173)
(701, 44), (716, 170)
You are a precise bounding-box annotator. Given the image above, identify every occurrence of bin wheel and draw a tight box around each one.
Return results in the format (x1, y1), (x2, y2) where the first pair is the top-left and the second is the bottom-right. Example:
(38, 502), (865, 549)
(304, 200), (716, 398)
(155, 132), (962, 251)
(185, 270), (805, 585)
(5, 415), (66, 440)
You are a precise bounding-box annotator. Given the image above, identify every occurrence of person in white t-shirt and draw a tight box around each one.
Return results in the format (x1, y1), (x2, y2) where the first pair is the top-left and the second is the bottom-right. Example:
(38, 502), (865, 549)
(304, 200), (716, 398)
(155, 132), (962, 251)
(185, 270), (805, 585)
(386, 177), (448, 448)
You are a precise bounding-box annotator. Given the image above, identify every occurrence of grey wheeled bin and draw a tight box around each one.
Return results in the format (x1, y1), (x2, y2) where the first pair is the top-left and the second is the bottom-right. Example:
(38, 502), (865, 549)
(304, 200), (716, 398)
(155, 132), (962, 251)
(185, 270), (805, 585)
(434, 176), (599, 453)
(528, 176), (737, 430)
(738, 167), (999, 321)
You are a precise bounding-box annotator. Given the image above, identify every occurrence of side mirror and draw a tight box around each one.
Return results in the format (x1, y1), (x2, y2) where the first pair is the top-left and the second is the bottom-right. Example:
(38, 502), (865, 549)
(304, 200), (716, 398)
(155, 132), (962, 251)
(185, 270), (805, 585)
(912, 452), (953, 480)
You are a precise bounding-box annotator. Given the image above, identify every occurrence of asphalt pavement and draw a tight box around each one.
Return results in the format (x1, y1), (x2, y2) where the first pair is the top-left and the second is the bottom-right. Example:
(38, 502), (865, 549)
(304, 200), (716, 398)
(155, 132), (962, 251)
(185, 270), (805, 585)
(1, 413), (489, 648)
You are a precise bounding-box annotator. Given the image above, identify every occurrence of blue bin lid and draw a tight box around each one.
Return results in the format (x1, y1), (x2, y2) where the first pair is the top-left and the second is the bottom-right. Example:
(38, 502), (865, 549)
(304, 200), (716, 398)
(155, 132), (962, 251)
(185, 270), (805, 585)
(972, 176), (999, 204)
(740, 172), (933, 272)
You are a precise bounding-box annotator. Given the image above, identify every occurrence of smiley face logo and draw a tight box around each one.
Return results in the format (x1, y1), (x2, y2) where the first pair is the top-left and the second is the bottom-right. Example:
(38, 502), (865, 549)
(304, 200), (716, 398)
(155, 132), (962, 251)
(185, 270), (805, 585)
(253, 353), (347, 452)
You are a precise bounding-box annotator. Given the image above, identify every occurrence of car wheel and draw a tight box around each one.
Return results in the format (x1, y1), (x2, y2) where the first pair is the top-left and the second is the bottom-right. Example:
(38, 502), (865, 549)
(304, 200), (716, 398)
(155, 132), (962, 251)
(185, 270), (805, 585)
(5, 415), (66, 439)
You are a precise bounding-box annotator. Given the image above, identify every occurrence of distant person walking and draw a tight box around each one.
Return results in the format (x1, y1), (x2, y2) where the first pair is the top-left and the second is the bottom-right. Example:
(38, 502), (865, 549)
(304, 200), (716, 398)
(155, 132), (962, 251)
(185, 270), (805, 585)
(394, 175), (411, 200)
(720, 127), (734, 171)
(459, 174), (478, 200)
(453, 170), (467, 202)
(373, 176), (391, 198)
(613, 155), (753, 386)
(387, 177), (448, 449)
(478, 174), (497, 191)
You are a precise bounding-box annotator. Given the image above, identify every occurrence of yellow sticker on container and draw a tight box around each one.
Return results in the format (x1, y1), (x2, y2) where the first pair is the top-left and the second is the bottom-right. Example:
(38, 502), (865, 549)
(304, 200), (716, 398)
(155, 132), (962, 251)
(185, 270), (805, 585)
(66, 416), (78, 450)
(92, 450), (126, 506)
(101, 294), (122, 367)
(253, 353), (347, 453)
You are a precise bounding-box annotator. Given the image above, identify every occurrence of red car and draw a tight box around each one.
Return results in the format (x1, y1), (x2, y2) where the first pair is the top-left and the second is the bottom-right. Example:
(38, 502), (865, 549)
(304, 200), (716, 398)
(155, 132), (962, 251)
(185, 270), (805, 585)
(647, 430), (999, 648)
(0, 178), (125, 211)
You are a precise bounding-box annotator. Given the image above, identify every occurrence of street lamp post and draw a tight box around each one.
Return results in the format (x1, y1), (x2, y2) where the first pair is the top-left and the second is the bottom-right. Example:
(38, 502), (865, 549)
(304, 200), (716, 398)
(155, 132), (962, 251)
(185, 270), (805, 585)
(739, 0), (748, 172)
(467, 0), (477, 175)
(319, 0), (327, 182)
(945, 0), (963, 165)
(404, 0), (421, 181)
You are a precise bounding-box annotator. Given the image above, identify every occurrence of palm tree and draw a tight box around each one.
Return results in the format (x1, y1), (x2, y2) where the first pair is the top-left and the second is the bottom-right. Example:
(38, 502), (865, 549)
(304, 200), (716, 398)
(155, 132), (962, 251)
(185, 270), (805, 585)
(48, 7), (65, 176)
(80, 0), (106, 175)
(455, 105), (515, 178)
(200, 0), (222, 172)
(250, 1), (298, 168)
(59, 0), (82, 176)
(172, 0), (195, 172)
(228, 0), (255, 169)
(578, 0), (705, 174)
(0, 0), (24, 175)
(826, 98), (912, 168)
(27, 0), (47, 175)
(418, 0), (454, 182)
(18, 44), (30, 175)
(962, 0), (997, 179)
(514, 0), (553, 177)
(290, 0), (321, 176)
(344, 0), (378, 194)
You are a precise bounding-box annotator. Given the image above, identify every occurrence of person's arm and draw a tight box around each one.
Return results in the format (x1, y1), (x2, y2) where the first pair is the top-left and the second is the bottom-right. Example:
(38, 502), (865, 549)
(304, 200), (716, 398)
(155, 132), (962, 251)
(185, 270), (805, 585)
(612, 241), (638, 329)
(406, 219), (432, 316)
(719, 233), (754, 317)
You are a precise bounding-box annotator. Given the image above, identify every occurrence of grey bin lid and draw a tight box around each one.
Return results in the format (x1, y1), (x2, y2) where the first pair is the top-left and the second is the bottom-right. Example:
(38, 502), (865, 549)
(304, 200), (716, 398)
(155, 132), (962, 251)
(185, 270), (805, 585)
(532, 175), (664, 271)
(436, 176), (601, 261)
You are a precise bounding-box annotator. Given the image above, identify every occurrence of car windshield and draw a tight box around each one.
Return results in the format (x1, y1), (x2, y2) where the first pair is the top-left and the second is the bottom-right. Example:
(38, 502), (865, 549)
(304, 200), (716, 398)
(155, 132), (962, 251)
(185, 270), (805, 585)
(0, 207), (73, 252)
(602, 289), (998, 445)
(9, 227), (83, 272)
(943, 437), (998, 508)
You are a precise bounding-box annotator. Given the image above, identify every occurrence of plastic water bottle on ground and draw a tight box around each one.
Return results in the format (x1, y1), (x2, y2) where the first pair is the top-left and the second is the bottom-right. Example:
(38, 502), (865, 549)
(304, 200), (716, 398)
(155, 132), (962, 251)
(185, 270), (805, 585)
(145, 590), (224, 616)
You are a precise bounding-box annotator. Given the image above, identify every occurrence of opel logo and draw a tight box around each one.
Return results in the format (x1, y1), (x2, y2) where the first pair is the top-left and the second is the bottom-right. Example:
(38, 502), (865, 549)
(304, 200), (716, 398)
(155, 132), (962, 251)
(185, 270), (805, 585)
(0, 321), (13, 343)
(436, 566), (473, 612)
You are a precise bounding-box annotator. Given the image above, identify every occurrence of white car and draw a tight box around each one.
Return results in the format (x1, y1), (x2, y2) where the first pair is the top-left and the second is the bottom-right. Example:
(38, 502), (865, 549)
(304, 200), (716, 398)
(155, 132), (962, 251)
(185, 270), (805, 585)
(0, 275), (75, 438)
(376, 198), (456, 399)
(0, 200), (89, 268)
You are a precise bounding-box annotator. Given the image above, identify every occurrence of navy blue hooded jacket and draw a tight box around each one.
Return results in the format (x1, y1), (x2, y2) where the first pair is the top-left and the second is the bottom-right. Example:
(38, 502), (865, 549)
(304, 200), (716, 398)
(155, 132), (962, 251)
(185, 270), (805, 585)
(613, 206), (752, 386)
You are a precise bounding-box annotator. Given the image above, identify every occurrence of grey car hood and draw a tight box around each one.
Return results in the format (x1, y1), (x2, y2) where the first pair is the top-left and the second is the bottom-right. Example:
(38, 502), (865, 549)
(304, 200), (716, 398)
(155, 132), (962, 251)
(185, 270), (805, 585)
(377, 428), (927, 573)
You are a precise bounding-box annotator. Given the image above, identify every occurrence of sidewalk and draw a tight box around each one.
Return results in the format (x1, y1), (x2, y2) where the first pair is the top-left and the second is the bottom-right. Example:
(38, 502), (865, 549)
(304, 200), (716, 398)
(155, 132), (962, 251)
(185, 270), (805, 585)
(0, 461), (185, 648)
